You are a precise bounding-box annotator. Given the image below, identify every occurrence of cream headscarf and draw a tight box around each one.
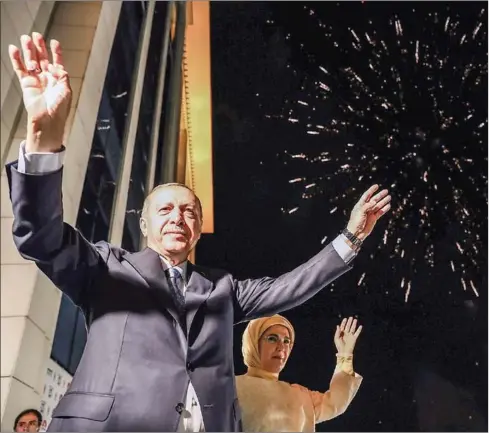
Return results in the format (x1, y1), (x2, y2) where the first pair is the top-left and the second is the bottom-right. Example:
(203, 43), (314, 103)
(241, 314), (295, 381)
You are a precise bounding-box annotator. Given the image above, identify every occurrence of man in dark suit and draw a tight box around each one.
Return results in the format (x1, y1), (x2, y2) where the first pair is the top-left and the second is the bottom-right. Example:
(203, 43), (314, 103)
(6, 34), (391, 432)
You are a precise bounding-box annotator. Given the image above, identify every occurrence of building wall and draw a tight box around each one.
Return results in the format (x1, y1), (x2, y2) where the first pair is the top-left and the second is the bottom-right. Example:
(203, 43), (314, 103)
(39, 360), (73, 431)
(0, 2), (121, 430)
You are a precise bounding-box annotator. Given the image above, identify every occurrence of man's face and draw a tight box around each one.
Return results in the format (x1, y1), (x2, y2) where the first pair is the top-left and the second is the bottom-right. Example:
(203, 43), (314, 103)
(140, 186), (202, 261)
(15, 413), (40, 432)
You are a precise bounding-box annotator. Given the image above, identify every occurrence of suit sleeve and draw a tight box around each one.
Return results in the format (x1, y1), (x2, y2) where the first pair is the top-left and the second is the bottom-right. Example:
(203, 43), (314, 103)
(6, 161), (109, 308)
(291, 367), (363, 424)
(232, 243), (352, 322)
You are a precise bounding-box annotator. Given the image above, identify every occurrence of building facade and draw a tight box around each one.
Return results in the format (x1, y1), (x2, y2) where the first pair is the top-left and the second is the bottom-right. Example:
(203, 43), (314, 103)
(0, 1), (213, 430)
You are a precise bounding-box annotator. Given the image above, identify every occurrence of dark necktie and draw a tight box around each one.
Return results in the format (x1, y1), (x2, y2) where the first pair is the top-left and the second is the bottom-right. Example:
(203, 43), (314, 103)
(167, 268), (186, 331)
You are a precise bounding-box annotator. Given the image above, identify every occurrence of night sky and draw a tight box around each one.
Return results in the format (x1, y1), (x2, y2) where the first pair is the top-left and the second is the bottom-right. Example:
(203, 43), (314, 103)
(197, 2), (487, 431)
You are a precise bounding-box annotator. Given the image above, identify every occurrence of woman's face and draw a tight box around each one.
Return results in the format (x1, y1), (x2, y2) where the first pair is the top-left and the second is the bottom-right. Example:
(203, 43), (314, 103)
(258, 324), (293, 373)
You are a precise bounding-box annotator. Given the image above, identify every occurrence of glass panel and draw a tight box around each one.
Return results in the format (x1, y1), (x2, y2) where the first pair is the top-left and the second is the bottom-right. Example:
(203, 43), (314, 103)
(68, 310), (88, 374)
(50, 294), (77, 371)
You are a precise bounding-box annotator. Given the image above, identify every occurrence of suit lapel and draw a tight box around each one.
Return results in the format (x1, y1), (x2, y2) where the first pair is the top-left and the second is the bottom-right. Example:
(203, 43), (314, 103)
(124, 248), (181, 326)
(185, 263), (213, 334)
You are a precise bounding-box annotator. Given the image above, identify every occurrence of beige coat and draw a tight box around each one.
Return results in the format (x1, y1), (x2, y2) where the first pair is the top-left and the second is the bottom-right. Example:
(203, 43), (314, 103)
(236, 365), (362, 432)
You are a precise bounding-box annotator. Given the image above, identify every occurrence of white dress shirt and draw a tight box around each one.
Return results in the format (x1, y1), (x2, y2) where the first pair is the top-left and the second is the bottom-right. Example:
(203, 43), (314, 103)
(16, 142), (357, 431)
(159, 259), (205, 432)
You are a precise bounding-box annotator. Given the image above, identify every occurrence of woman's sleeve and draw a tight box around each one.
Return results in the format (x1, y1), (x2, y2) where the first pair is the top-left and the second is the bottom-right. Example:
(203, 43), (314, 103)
(292, 355), (363, 424)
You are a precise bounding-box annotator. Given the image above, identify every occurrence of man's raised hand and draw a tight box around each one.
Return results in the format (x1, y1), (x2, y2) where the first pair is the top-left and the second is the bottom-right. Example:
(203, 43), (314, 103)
(9, 32), (71, 153)
(346, 184), (391, 241)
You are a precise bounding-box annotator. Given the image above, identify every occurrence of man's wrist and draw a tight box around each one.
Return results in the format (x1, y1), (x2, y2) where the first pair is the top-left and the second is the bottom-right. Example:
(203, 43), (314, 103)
(345, 223), (369, 240)
(344, 237), (360, 252)
(18, 140), (66, 174)
(26, 124), (64, 153)
(342, 229), (362, 251)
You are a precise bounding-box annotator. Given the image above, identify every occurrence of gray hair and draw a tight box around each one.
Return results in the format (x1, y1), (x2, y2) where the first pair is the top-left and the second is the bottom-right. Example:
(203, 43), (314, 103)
(141, 183), (203, 221)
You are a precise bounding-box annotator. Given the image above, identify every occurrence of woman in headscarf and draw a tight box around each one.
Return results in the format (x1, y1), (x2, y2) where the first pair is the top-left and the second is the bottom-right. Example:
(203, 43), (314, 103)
(235, 315), (363, 432)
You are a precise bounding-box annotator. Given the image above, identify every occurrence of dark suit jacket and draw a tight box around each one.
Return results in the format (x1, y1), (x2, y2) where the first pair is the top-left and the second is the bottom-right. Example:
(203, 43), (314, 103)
(7, 163), (352, 432)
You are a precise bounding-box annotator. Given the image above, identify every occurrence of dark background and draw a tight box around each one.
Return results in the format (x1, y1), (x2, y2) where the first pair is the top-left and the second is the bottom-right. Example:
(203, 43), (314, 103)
(197, 2), (487, 431)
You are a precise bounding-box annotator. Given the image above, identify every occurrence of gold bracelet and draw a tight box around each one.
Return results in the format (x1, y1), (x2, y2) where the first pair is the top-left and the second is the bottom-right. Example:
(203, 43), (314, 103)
(336, 353), (353, 363)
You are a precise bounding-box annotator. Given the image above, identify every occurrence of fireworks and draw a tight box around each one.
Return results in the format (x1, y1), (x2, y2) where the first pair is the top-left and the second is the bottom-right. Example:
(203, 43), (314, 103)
(262, 3), (487, 300)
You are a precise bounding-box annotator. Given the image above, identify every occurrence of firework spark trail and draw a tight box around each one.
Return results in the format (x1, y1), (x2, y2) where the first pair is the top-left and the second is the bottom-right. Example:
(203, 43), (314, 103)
(262, 4), (487, 300)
